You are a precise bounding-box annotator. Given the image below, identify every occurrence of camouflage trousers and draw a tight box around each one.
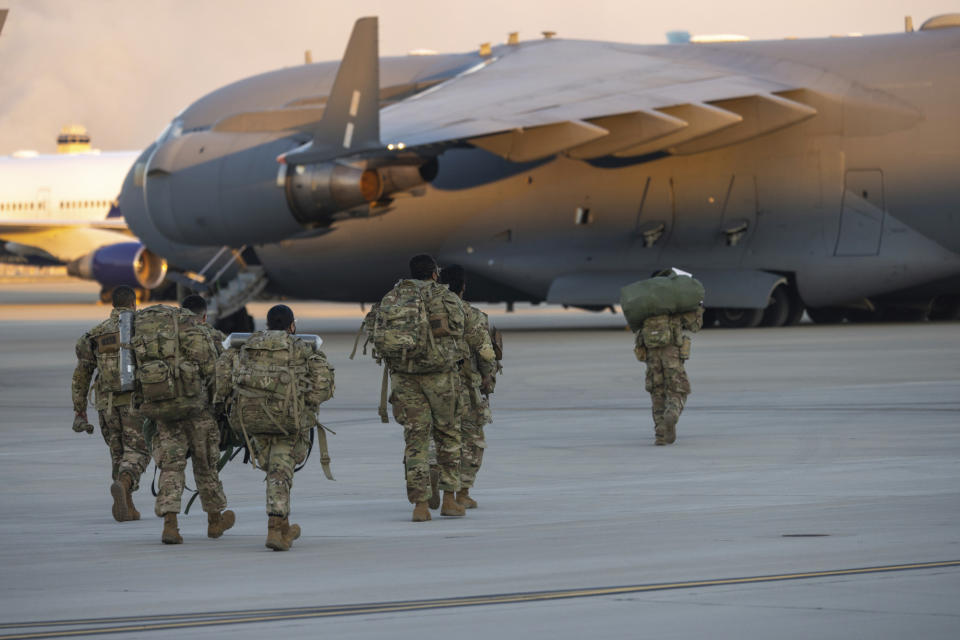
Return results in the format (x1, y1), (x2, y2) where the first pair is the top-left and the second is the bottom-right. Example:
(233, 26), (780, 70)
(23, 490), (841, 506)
(457, 378), (490, 489)
(152, 409), (228, 517)
(390, 370), (461, 503)
(249, 431), (310, 518)
(97, 404), (150, 490)
(644, 345), (691, 439)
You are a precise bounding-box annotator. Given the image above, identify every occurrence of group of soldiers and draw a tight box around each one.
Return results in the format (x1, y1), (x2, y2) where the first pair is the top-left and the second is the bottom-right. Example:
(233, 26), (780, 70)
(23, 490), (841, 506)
(72, 254), (699, 548)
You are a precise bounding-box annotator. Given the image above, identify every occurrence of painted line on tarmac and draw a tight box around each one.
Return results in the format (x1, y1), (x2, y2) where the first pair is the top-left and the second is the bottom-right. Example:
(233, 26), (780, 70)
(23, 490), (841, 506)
(1, 560), (958, 639)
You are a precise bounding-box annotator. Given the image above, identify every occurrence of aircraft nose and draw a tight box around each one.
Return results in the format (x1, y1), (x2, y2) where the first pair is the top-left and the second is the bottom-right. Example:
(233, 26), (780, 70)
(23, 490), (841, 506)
(118, 144), (156, 234)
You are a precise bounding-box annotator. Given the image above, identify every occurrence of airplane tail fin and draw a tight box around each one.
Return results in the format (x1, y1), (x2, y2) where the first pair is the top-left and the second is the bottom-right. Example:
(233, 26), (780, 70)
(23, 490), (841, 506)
(312, 16), (380, 152)
(0, 10), (9, 37)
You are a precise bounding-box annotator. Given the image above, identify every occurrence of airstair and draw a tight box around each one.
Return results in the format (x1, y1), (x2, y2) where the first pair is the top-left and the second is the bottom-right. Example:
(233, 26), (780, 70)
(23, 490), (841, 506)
(187, 246), (269, 325)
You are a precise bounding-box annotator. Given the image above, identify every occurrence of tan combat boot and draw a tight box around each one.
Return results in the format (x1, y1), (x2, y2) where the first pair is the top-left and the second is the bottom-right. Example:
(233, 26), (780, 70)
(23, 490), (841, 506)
(161, 513), (183, 544)
(125, 480), (140, 521)
(441, 491), (466, 517)
(266, 515), (289, 551)
(456, 489), (478, 509)
(412, 502), (431, 522)
(110, 472), (133, 522)
(428, 468), (441, 510)
(281, 517), (301, 549)
(663, 422), (677, 444)
(207, 510), (236, 539)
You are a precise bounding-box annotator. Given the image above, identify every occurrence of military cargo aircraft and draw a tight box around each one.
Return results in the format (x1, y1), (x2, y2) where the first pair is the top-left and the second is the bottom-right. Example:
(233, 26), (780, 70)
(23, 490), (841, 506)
(118, 15), (960, 329)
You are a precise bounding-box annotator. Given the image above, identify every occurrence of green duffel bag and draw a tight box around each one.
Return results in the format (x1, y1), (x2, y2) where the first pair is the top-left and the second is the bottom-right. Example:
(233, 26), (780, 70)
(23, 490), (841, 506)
(620, 273), (705, 331)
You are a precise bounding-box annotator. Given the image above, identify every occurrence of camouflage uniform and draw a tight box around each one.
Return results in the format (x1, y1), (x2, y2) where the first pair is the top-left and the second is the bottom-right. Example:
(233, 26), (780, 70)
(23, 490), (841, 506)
(383, 279), (466, 504)
(635, 309), (703, 444)
(145, 308), (228, 515)
(456, 304), (497, 489)
(71, 307), (150, 490)
(216, 330), (334, 518)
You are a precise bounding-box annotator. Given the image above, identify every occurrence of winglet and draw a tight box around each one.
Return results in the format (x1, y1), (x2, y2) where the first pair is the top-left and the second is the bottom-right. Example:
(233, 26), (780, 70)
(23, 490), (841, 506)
(314, 16), (380, 151)
(0, 10), (9, 37)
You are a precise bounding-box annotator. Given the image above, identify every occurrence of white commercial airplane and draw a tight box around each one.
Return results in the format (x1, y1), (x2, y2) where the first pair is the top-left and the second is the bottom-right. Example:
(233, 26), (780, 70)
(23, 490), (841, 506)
(0, 148), (168, 295)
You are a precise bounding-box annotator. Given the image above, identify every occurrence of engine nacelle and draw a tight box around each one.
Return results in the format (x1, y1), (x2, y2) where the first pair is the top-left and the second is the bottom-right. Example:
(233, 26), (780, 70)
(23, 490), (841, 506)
(67, 242), (168, 290)
(284, 158), (436, 227)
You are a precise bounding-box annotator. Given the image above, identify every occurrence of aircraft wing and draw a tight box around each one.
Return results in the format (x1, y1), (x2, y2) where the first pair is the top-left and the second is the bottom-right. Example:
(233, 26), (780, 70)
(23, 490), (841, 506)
(0, 218), (131, 233)
(0, 219), (133, 263)
(378, 39), (824, 161)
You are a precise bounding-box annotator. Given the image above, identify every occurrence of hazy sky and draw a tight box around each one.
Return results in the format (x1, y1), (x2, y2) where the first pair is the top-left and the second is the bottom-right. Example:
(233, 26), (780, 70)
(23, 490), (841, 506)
(0, 0), (956, 154)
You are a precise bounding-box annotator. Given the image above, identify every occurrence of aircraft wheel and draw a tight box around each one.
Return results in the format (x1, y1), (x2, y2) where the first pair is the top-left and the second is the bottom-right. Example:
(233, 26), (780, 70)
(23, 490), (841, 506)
(806, 307), (846, 324)
(715, 307), (763, 328)
(760, 286), (791, 327)
(929, 296), (960, 321)
(784, 290), (805, 326)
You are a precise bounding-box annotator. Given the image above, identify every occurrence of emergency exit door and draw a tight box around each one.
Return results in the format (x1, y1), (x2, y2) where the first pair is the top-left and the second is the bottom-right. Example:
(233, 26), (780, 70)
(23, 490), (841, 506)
(834, 170), (885, 256)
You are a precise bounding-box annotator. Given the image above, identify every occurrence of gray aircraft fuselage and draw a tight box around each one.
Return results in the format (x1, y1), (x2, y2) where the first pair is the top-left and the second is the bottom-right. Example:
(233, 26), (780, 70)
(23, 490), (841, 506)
(119, 26), (960, 319)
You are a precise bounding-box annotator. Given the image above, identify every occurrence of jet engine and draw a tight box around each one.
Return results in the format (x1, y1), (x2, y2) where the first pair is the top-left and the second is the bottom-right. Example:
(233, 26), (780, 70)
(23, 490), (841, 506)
(66, 242), (168, 290)
(284, 158), (437, 227)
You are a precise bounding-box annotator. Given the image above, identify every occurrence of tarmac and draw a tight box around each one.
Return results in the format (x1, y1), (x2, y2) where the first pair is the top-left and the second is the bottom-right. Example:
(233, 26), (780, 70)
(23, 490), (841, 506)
(0, 280), (958, 639)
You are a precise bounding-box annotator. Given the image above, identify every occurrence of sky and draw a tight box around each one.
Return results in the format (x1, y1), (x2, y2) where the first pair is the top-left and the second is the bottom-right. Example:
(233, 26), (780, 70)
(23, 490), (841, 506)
(0, 0), (957, 154)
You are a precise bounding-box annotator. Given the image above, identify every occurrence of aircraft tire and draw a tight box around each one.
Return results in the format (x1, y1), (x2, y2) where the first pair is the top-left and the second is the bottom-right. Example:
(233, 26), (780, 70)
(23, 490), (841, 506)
(806, 307), (846, 324)
(715, 307), (763, 328)
(929, 296), (960, 321)
(760, 286), (791, 327)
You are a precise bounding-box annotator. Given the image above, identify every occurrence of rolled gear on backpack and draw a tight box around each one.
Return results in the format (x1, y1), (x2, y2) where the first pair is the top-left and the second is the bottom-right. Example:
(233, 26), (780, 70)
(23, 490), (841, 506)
(620, 272), (705, 332)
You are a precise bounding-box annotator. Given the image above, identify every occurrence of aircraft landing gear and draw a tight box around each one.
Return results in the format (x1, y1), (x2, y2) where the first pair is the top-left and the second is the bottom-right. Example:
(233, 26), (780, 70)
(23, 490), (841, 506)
(715, 307), (764, 328)
(760, 286), (791, 327)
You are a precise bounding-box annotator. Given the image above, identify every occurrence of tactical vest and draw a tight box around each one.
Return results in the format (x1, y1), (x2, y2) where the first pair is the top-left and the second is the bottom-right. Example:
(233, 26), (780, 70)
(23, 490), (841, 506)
(225, 331), (318, 436)
(131, 305), (207, 421)
(372, 280), (460, 374)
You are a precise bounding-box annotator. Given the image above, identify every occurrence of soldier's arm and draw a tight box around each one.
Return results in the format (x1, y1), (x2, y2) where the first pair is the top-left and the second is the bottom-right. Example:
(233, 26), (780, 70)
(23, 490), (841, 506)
(468, 313), (498, 375)
(71, 335), (96, 417)
(681, 307), (705, 332)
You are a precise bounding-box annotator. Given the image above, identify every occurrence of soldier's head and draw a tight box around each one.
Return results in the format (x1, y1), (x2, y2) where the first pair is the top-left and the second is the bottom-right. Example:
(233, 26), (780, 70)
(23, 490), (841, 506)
(439, 264), (466, 298)
(267, 304), (295, 333)
(409, 254), (439, 281)
(181, 294), (207, 322)
(111, 286), (136, 310)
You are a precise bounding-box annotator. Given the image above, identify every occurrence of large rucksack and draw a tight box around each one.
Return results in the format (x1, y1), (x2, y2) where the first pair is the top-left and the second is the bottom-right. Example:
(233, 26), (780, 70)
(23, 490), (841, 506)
(620, 273), (705, 332)
(131, 305), (207, 421)
(371, 280), (457, 374)
(225, 331), (314, 436)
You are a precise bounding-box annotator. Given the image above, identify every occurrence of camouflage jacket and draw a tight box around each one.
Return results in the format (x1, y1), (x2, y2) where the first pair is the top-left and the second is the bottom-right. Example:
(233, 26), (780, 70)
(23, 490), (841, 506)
(634, 308), (703, 360)
(460, 303), (498, 395)
(72, 306), (134, 413)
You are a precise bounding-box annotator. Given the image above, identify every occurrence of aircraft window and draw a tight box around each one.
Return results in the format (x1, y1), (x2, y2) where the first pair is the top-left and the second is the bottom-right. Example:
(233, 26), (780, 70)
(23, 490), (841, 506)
(156, 118), (184, 145)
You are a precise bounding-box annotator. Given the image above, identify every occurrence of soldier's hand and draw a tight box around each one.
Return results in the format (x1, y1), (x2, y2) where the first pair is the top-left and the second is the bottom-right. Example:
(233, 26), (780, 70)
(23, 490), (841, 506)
(73, 414), (94, 434)
(480, 375), (495, 395)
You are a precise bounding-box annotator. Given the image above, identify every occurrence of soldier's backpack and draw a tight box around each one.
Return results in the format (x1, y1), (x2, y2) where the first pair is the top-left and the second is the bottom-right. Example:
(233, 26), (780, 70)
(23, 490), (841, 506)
(371, 281), (455, 374)
(131, 305), (207, 421)
(225, 331), (313, 436)
(620, 273), (705, 331)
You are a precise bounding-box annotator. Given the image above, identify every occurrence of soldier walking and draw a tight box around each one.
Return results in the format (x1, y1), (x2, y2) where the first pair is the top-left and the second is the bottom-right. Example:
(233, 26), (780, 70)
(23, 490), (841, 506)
(632, 270), (704, 445)
(373, 255), (467, 522)
(216, 305), (335, 551)
(132, 301), (234, 544)
(438, 265), (498, 508)
(71, 286), (150, 522)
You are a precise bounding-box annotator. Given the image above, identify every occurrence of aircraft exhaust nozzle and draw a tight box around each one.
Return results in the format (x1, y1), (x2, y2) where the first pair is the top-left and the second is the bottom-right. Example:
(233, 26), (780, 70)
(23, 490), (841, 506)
(284, 157), (434, 227)
(285, 162), (381, 226)
(67, 242), (168, 290)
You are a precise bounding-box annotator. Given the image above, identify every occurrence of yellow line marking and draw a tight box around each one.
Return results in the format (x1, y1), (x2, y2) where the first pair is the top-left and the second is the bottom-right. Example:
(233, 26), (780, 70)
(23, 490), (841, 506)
(1, 560), (957, 639)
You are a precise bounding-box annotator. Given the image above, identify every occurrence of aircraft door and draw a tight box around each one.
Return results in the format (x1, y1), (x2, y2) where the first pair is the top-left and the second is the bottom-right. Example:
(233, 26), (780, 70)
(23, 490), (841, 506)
(35, 188), (52, 220)
(834, 170), (885, 256)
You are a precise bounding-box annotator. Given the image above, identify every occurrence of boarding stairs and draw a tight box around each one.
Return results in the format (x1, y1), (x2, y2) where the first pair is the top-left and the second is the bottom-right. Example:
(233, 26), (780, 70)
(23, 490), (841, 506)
(190, 246), (269, 324)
